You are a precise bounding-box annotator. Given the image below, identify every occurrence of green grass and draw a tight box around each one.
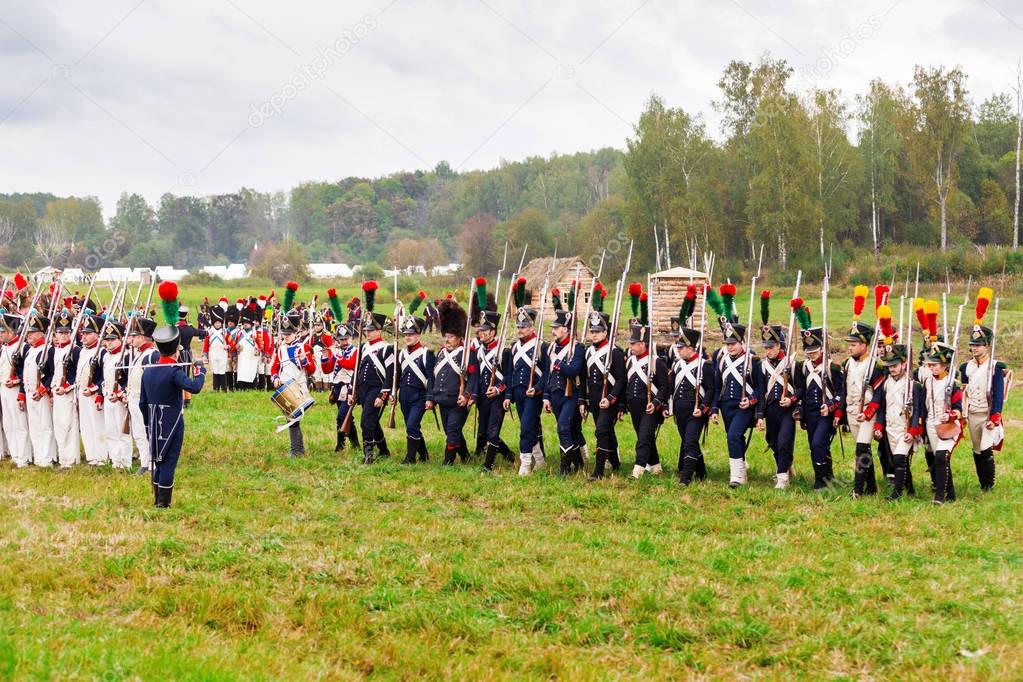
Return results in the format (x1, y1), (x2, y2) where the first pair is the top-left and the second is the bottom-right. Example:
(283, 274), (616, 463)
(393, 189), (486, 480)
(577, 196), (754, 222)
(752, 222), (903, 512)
(1, 381), (1021, 679)
(1, 279), (1022, 679)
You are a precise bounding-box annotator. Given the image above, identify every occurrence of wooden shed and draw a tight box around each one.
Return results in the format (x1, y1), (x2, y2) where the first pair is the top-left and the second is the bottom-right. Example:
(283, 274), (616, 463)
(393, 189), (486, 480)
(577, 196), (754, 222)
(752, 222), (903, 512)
(649, 266), (710, 340)
(517, 256), (598, 317)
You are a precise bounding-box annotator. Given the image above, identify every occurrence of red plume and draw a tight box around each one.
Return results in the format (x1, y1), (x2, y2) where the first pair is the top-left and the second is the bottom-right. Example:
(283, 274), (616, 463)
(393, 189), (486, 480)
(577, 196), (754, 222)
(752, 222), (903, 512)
(790, 297), (804, 311)
(417, 290), (426, 299)
(158, 281), (178, 302)
(685, 285), (696, 300)
(628, 282), (642, 296)
(286, 281), (299, 292)
(720, 283), (736, 296)
(13, 273), (27, 290)
(640, 292), (648, 302)
(475, 277), (487, 286)
(551, 287), (560, 296)
(362, 281), (378, 293)
(761, 290), (771, 299)
(327, 287), (337, 298)
(874, 284), (889, 310)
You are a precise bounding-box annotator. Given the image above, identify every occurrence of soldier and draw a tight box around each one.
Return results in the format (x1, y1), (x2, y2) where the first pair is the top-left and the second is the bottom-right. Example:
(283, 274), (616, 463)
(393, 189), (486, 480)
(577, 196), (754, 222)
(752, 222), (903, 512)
(922, 341), (963, 504)
(668, 290), (714, 486)
(202, 299), (231, 391)
(308, 313), (332, 392)
(862, 342), (924, 501)
(0, 314), (31, 467)
(76, 314), (108, 465)
(791, 305), (843, 489)
(625, 308), (669, 480)
(960, 288), (1006, 492)
(140, 317), (207, 508)
(475, 298), (512, 473)
(582, 285), (626, 480)
(351, 281), (394, 464)
(23, 312), (56, 468)
(709, 284), (759, 488)
(97, 320), (132, 469)
(271, 310), (315, 458)
(126, 315), (160, 474)
(322, 321), (360, 452)
(254, 295), (273, 391)
(49, 310), (81, 469)
(396, 300), (434, 465)
(755, 292), (796, 489)
(427, 299), (476, 465)
(503, 279), (547, 476)
(835, 289), (887, 497)
(543, 290), (586, 475)
(234, 302), (261, 390)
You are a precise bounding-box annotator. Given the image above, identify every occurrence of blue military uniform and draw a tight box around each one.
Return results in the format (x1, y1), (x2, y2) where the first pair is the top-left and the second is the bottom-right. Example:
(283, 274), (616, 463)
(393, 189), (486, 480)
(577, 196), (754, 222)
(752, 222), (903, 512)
(397, 315), (435, 464)
(505, 307), (547, 475)
(792, 326), (844, 489)
(140, 325), (206, 508)
(669, 327), (715, 486)
(355, 314), (395, 464)
(476, 313), (512, 471)
(711, 320), (760, 487)
(755, 323), (797, 488)
(545, 310), (586, 474)
(581, 311), (625, 479)
(322, 324), (360, 452)
(625, 324), (669, 478)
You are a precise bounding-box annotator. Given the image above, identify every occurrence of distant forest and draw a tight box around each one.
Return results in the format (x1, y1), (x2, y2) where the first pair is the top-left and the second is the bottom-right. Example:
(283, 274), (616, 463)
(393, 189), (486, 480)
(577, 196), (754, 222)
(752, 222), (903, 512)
(2, 55), (1020, 280)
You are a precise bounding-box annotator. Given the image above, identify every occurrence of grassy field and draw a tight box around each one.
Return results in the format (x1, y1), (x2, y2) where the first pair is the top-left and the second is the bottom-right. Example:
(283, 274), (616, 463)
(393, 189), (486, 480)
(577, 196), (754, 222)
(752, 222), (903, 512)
(1, 280), (1021, 679)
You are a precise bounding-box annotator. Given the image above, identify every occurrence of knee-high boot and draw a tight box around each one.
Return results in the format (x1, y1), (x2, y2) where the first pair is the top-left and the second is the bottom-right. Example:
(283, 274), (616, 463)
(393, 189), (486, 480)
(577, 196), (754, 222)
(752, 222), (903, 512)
(887, 455), (907, 501)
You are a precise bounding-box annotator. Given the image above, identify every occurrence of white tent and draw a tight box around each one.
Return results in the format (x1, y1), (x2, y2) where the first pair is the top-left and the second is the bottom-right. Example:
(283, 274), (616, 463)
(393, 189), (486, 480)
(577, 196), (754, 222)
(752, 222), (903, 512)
(309, 263), (355, 279)
(201, 263), (250, 280)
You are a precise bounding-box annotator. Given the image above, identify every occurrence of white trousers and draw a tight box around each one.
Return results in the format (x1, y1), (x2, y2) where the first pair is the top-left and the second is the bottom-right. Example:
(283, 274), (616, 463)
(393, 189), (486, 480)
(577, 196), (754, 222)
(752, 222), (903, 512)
(104, 401), (132, 468)
(0, 387), (30, 466)
(52, 392), (80, 467)
(128, 395), (150, 468)
(78, 395), (107, 464)
(27, 395), (56, 467)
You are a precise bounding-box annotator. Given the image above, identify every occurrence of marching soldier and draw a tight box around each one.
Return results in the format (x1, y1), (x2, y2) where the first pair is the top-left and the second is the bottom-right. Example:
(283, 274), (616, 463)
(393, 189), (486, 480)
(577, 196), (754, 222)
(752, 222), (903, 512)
(23, 312), (56, 468)
(791, 306), (843, 489)
(271, 310), (316, 458)
(396, 298), (434, 465)
(960, 288), (1006, 492)
(76, 314), (108, 465)
(545, 291), (586, 474)
(0, 314), (31, 467)
(922, 340), (963, 504)
(755, 292), (796, 489)
(140, 314), (207, 508)
(862, 341), (924, 501)
(323, 321), (360, 452)
(352, 281), (394, 464)
(126, 315), (160, 474)
(835, 291), (887, 497)
(503, 279), (547, 476)
(668, 290), (714, 486)
(202, 299), (231, 391)
(472, 285), (514, 472)
(625, 315), (669, 480)
(582, 302), (625, 480)
(427, 298), (476, 465)
(97, 320), (132, 469)
(709, 284), (759, 488)
(49, 310), (81, 469)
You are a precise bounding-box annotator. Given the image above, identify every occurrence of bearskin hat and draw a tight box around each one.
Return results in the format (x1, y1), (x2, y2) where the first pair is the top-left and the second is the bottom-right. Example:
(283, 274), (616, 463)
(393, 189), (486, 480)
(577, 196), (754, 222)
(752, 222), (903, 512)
(438, 298), (468, 338)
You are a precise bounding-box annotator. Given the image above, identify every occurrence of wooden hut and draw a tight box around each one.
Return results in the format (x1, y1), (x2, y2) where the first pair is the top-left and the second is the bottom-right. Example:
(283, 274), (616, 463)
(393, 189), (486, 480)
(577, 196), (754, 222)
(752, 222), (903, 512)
(517, 256), (599, 317)
(649, 266), (710, 340)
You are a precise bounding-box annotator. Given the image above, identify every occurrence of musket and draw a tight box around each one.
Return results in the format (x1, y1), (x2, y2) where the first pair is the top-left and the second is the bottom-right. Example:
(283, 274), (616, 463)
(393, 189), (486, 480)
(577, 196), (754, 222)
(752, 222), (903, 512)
(945, 297), (966, 415)
(563, 262), (583, 399)
(10, 275), (45, 384)
(527, 268), (553, 393)
(142, 270), (158, 314)
(339, 308), (367, 434)
(903, 289), (914, 427)
(490, 269), (518, 393)
(821, 263), (833, 400)
(645, 272), (655, 405)
(741, 244), (764, 402)
(987, 298), (1001, 406)
(61, 274), (98, 388)
(0, 277), (8, 312)
(387, 273), (402, 429)
(781, 269), (801, 398)
(459, 277), (474, 397)
(693, 253), (716, 413)
(572, 250), (605, 401)
(36, 272), (64, 390)
(494, 241), (509, 304)
(601, 240), (634, 401)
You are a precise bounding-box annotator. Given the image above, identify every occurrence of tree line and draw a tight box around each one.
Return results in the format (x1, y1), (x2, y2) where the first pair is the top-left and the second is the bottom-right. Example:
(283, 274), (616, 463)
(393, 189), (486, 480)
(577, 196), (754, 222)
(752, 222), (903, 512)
(1, 54), (1018, 278)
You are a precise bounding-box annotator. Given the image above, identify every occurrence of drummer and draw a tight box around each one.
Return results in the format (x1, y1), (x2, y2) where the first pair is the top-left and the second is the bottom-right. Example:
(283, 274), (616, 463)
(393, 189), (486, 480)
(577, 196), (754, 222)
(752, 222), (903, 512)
(270, 310), (316, 458)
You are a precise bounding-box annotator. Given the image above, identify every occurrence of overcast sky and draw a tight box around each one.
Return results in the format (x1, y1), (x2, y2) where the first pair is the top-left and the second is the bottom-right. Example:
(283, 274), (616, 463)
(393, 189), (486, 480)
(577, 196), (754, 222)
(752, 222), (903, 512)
(1, 0), (1020, 217)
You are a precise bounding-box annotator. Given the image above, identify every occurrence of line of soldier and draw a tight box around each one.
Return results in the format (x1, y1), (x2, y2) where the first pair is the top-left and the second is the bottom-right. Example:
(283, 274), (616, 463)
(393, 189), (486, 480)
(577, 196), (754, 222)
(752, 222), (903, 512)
(0, 275), (207, 507)
(300, 274), (1007, 504)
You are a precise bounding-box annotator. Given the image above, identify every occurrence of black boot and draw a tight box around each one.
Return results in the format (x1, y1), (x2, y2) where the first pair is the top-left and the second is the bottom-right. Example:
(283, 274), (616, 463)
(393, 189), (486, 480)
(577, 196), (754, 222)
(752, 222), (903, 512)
(499, 439), (514, 462)
(482, 444), (497, 472)
(378, 438), (391, 458)
(349, 427), (361, 449)
(925, 450), (936, 493)
(443, 445), (456, 466)
(402, 437), (417, 465)
(811, 460), (826, 490)
(887, 455), (907, 501)
(457, 441), (470, 463)
(932, 451), (949, 504)
(980, 449), (996, 491)
(335, 429), (346, 453)
(152, 481), (158, 506)
(156, 485), (172, 508)
(288, 424), (305, 458)
(418, 438), (429, 463)
(587, 450), (607, 481)
(362, 444), (375, 465)
(695, 455), (707, 481)
(559, 449), (572, 476)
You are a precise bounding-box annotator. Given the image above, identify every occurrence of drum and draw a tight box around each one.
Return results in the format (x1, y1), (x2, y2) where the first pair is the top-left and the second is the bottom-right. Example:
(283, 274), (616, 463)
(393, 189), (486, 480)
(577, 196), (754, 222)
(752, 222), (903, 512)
(271, 378), (315, 432)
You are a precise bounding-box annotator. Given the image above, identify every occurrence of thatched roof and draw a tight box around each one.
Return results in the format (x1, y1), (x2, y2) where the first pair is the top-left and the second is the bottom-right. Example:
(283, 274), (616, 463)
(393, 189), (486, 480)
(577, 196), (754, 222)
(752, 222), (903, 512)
(517, 256), (594, 288)
(651, 266), (708, 280)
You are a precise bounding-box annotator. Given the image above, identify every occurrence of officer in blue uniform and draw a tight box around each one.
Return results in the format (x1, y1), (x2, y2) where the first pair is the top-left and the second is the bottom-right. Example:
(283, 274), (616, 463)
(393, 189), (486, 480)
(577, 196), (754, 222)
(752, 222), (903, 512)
(669, 324), (715, 486)
(354, 309), (394, 464)
(476, 307), (511, 472)
(755, 321), (797, 489)
(139, 323), (206, 508)
(503, 306), (547, 475)
(397, 313), (434, 464)
(792, 326), (844, 489)
(545, 306), (586, 475)
(711, 320), (760, 488)
(581, 311), (626, 480)
(427, 298), (477, 465)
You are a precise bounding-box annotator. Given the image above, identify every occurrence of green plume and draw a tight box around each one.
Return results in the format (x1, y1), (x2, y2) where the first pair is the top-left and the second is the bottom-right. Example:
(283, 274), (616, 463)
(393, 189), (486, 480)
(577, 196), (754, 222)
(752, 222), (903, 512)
(551, 289), (563, 311)
(592, 282), (603, 312)
(475, 278), (487, 314)
(706, 286), (726, 318)
(327, 288), (344, 322)
(795, 305), (811, 331)
(567, 283), (576, 312)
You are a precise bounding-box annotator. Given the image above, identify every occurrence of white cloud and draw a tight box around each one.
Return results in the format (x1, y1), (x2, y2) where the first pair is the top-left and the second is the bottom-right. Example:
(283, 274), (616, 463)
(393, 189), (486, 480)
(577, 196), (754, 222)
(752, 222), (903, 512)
(0, 0), (1016, 217)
